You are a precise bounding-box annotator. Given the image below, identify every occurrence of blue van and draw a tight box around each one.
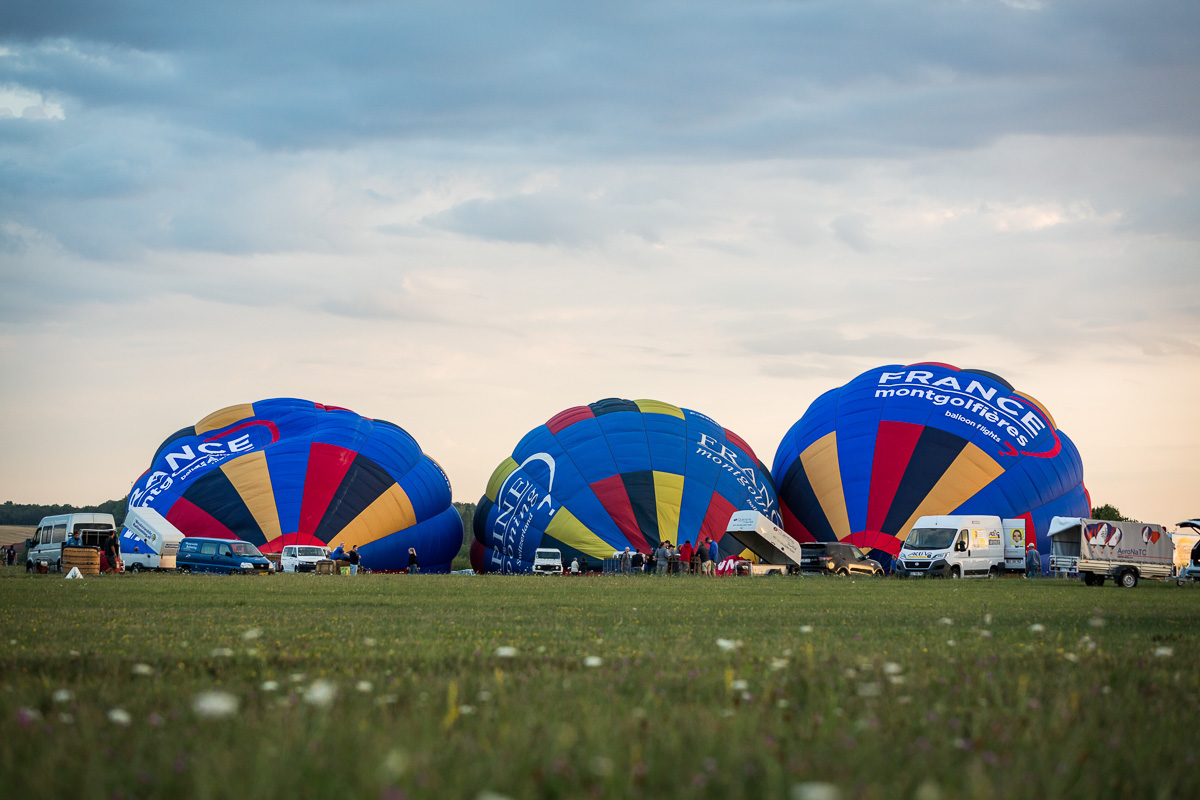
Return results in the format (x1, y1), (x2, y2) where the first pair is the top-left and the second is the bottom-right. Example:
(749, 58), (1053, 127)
(176, 537), (273, 575)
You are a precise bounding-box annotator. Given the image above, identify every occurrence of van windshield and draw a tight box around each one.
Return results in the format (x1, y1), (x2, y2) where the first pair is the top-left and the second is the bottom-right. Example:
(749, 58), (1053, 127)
(229, 542), (264, 558)
(903, 527), (957, 550)
(296, 547), (327, 557)
(535, 550), (559, 559)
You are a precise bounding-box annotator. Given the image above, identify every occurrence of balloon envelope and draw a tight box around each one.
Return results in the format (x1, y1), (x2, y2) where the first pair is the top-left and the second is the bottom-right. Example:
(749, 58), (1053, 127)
(127, 399), (462, 572)
(772, 363), (1089, 566)
(472, 398), (781, 573)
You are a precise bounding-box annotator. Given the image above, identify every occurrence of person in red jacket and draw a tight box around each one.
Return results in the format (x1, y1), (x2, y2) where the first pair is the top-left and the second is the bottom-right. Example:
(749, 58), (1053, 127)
(679, 540), (694, 574)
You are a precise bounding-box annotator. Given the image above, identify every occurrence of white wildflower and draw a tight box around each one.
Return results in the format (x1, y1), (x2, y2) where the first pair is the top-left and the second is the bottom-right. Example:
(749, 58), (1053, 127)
(730, 679), (749, 691)
(379, 748), (409, 781)
(477, 690), (492, 702)
(289, 673), (306, 683)
(107, 708), (132, 726)
(1063, 652), (1080, 663)
(356, 681), (374, 693)
(1088, 617), (1106, 628)
(304, 679), (338, 707)
(883, 662), (902, 675)
(1154, 646), (1174, 658)
(131, 663), (154, 677)
(209, 647), (234, 658)
(458, 704), (476, 715)
(716, 638), (743, 652)
(856, 683), (881, 698)
(939, 617), (953, 626)
(494, 646), (517, 658)
(984, 613), (993, 625)
(362, 637), (377, 647)
(791, 781), (842, 800)
(1029, 623), (1045, 634)
(583, 656), (603, 668)
(193, 691), (239, 719)
(241, 628), (263, 640)
(261, 680), (280, 692)
(798, 625), (813, 634)
(770, 658), (790, 671)
(52, 689), (73, 703)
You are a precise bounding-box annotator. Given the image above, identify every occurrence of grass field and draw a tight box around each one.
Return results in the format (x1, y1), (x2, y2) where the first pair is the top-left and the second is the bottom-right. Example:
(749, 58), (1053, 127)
(1, 569), (1197, 799)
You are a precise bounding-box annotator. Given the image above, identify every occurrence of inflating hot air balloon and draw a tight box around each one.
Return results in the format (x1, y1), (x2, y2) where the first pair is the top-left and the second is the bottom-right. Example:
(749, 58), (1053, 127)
(772, 363), (1089, 568)
(127, 399), (462, 572)
(471, 398), (781, 573)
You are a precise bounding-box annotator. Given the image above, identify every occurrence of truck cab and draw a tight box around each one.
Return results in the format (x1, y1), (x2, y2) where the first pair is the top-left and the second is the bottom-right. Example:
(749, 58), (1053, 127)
(893, 515), (1007, 578)
(532, 548), (563, 575)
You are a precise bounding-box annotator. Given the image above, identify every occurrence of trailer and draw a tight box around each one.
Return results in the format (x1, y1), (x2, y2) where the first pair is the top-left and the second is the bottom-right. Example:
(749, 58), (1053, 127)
(1048, 516), (1173, 588)
(120, 507), (185, 572)
(724, 511), (802, 573)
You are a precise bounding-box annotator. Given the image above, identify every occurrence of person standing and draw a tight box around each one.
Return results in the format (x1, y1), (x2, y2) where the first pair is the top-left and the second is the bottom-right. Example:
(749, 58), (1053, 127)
(619, 547), (632, 575)
(655, 542), (670, 575)
(347, 545), (361, 575)
(103, 532), (120, 573)
(697, 540), (712, 576)
(570, 557), (580, 575)
(708, 537), (719, 568)
(407, 547), (419, 574)
(1025, 544), (1040, 578)
(679, 540), (694, 574)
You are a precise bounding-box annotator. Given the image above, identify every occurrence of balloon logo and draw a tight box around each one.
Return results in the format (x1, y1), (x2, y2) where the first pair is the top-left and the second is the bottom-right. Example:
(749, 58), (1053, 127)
(128, 399), (463, 572)
(472, 398), (781, 573)
(772, 363), (1089, 567)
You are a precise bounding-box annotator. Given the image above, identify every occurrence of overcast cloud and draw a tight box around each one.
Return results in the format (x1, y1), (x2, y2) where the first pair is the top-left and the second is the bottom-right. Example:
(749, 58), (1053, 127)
(1, 0), (1197, 525)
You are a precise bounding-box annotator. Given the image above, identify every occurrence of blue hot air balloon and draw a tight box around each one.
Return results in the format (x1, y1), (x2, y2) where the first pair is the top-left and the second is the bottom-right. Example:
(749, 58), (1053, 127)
(772, 363), (1089, 567)
(127, 399), (462, 572)
(471, 398), (781, 573)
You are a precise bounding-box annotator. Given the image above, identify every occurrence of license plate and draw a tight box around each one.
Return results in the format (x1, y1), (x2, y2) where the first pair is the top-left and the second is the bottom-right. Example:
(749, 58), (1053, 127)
(911, 572), (926, 578)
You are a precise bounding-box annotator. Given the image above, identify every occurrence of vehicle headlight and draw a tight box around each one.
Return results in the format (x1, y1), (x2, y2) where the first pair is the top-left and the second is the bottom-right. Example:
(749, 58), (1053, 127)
(240, 561), (254, 569)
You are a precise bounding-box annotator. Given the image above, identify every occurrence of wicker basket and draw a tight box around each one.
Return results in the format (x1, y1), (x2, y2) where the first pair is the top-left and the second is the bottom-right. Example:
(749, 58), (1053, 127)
(62, 546), (101, 576)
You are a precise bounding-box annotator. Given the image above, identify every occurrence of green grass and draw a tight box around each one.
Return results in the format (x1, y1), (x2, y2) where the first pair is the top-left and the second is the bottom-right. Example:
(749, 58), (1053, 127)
(1, 568), (1198, 799)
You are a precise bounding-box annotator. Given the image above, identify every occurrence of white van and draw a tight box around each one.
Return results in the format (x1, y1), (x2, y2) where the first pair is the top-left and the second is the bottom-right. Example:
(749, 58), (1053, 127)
(532, 548), (563, 575)
(26, 513), (117, 572)
(280, 544), (332, 573)
(893, 515), (1018, 578)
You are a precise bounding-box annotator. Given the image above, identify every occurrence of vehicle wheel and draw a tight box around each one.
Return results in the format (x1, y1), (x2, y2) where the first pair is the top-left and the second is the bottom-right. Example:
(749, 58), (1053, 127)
(56, 559), (62, 573)
(1120, 570), (1138, 589)
(26, 561), (33, 573)
(1178, 580), (1186, 587)
(1082, 573), (1095, 586)
(988, 566), (999, 579)
(950, 566), (961, 579)
(178, 565), (190, 574)
(129, 562), (142, 574)
(874, 569), (883, 577)
(1095, 575), (1106, 587)
(836, 568), (850, 577)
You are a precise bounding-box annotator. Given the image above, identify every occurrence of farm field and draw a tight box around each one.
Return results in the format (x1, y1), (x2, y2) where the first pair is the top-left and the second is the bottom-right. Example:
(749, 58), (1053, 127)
(1, 569), (1197, 799)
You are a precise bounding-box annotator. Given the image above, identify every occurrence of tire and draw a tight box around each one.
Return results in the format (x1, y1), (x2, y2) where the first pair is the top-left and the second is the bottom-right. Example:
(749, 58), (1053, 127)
(177, 565), (191, 574)
(56, 559), (62, 573)
(874, 570), (883, 577)
(836, 568), (849, 577)
(951, 566), (961, 579)
(1083, 573), (1095, 586)
(129, 562), (142, 574)
(988, 566), (999, 579)
(1120, 570), (1138, 589)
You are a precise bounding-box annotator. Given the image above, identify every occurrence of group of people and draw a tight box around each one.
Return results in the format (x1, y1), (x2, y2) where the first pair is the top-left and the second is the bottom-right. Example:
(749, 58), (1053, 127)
(605, 537), (722, 576)
(327, 542), (420, 574)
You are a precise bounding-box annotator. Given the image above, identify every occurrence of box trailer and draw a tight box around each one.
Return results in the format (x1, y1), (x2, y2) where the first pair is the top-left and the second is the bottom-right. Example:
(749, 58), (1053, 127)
(724, 511), (802, 573)
(1048, 516), (1173, 588)
(120, 507), (185, 572)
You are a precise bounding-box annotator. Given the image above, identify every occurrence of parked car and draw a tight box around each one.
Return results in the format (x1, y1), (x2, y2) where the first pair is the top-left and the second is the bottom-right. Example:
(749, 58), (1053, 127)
(176, 537), (273, 575)
(532, 548), (564, 575)
(798, 542), (883, 577)
(279, 544), (332, 573)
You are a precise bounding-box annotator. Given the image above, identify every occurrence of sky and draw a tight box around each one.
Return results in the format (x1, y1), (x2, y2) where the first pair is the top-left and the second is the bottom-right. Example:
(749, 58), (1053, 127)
(1, 0), (1197, 527)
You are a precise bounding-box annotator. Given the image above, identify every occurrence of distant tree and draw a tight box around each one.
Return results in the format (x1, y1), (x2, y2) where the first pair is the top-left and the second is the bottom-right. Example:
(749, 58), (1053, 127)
(0, 496), (129, 526)
(1091, 504), (1131, 522)
(451, 502), (476, 571)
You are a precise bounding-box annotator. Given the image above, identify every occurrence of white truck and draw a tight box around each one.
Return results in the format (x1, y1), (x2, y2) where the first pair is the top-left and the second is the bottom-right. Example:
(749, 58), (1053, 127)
(724, 511), (803, 574)
(893, 515), (1026, 579)
(119, 507), (185, 572)
(532, 548), (563, 575)
(1048, 516), (1173, 588)
(26, 513), (117, 572)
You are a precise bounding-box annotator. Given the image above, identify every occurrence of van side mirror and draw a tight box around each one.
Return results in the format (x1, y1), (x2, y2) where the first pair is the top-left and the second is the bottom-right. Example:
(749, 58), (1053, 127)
(955, 541), (967, 552)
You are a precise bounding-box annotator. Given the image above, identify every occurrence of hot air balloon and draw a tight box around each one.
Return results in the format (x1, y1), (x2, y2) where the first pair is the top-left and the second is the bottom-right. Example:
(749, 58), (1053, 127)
(471, 398), (781, 573)
(772, 363), (1089, 568)
(127, 399), (462, 572)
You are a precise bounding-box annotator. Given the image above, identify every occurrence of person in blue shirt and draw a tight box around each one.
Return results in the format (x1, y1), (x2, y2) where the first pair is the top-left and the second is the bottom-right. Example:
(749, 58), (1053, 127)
(329, 542), (346, 561)
(65, 531), (82, 547)
(708, 537), (719, 568)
